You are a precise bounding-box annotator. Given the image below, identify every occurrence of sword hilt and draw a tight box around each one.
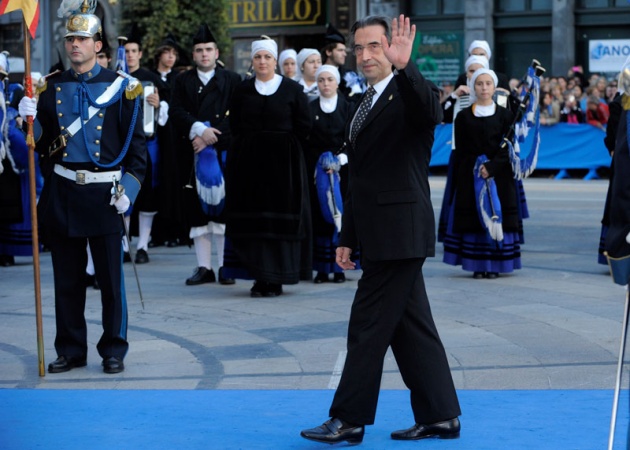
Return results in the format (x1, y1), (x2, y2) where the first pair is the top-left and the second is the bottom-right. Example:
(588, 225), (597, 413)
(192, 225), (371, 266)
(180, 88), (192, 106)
(112, 177), (125, 200)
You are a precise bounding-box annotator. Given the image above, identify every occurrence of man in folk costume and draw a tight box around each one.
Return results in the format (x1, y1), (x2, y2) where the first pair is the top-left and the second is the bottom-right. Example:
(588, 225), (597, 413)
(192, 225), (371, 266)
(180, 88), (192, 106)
(321, 24), (364, 101)
(149, 32), (187, 248)
(170, 24), (241, 286)
(96, 26), (112, 69)
(123, 24), (168, 264)
(18, 0), (146, 374)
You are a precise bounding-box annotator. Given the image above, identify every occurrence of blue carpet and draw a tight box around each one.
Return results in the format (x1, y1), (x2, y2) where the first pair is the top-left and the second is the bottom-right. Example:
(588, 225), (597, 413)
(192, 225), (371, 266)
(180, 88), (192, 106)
(1, 390), (628, 449)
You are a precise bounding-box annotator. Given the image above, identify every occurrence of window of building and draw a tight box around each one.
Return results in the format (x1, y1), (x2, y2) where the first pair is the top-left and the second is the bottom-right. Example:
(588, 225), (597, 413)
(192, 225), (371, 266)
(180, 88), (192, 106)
(579, 0), (630, 6)
(497, 0), (551, 11)
(410, 0), (464, 15)
(0, 23), (23, 58)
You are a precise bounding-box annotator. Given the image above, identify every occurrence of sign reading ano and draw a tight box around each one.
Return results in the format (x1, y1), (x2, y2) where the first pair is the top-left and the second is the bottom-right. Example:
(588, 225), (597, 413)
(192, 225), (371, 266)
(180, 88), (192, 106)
(229, 0), (324, 28)
(589, 39), (630, 73)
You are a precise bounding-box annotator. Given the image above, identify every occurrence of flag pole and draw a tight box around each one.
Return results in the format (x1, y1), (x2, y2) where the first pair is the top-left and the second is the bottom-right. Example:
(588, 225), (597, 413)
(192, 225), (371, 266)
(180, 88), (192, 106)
(22, 18), (45, 377)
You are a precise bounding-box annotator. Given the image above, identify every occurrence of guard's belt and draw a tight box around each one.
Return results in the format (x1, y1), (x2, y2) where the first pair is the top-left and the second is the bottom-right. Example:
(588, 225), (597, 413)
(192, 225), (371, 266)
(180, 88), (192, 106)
(54, 164), (121, 185)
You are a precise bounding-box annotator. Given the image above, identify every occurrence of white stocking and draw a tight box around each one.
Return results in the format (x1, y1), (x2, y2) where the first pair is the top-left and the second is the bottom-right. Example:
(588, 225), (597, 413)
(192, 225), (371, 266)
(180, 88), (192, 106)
(137, 211), (157, 251)
(194, 233), (212, 270)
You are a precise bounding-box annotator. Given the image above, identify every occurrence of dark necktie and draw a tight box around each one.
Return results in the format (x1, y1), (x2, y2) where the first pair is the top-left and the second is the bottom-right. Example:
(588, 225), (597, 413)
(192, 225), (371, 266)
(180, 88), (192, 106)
(351, 86), (376, 143)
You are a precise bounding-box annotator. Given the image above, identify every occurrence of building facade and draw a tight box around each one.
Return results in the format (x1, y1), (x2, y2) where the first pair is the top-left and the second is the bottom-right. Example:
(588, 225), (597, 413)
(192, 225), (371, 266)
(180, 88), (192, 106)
(0, 0), (628, 84)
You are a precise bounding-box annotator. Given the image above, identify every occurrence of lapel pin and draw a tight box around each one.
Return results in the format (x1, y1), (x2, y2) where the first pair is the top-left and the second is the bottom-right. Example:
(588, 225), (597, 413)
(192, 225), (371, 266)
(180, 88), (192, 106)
(388, 94), (393, 101)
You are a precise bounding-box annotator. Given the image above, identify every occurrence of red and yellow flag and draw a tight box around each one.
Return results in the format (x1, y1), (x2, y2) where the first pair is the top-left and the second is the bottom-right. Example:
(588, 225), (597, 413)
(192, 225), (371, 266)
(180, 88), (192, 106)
(0, 0), (39, 38)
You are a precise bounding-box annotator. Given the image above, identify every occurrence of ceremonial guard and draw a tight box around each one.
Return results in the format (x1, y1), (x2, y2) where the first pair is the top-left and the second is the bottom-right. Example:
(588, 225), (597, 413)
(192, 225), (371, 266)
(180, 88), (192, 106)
(123, 26), (168, 264)
(18, 0), (146, 374)
(170, 24), (241, 286)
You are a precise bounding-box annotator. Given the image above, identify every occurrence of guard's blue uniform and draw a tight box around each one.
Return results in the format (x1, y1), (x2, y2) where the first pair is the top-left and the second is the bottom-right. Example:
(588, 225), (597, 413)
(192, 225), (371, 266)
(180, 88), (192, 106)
(33, 62), (146, 361)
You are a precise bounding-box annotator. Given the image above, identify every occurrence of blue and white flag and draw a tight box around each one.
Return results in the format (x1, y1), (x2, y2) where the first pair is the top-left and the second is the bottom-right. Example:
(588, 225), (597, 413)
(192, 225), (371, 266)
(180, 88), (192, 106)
(195, 122), (225, 217)
(474, 155), (503, 243)
(315, 151), (343, 233)
(507, 66), (542, 180)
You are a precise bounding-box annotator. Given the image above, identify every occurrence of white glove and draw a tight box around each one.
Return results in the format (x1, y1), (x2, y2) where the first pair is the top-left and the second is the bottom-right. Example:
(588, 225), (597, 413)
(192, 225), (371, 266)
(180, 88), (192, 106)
(110, 194), (130, 214)
(18, 96), (37, 120)
(337, 153), (348, 166)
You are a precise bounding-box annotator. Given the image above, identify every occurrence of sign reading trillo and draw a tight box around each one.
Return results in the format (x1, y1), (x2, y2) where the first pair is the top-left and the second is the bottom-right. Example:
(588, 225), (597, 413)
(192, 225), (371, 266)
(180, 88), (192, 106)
(229, 0), (323, 28)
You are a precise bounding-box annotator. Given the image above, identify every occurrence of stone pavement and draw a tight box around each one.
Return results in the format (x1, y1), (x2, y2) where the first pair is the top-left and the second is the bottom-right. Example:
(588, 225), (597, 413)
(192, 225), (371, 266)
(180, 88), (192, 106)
(1, 177), (627, 392)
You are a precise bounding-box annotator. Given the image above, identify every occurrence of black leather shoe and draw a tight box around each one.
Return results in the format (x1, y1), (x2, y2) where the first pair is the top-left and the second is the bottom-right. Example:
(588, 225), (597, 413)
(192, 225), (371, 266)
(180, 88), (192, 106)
(48, 356), (87, 373)
(263, 283), (282, 297)
(333, 273), (346, 283)
(135, 249), (149, 264)
(166, 240), (179, 248)
(103, 356), (124, 374)
(123, 251), (131, 263)
(391, 417), (460, 440)
(251, 281), (266, 297)
(472, 271), (484, 279)
(218, 267), (235, 285)
(301, 418), (364, 445)
(186, 267), (216, 285)
(148, 240), (164, 248)
(485, 272), (499, 279)
(314, 272), (329, 284)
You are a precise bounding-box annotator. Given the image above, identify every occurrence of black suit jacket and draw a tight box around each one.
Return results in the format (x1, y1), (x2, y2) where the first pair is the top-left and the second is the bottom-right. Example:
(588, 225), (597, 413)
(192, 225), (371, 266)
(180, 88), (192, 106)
(340, 63), (442, 261)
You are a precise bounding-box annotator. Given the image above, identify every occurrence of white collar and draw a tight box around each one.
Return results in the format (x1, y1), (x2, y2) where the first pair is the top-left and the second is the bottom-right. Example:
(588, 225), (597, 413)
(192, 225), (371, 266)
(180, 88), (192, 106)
(473, 102), (496, 117)
(197, 68), (215, 85)
(255, 74), (283, 96)
(319, 95), (338, 113)
(370, 72), (394, 97)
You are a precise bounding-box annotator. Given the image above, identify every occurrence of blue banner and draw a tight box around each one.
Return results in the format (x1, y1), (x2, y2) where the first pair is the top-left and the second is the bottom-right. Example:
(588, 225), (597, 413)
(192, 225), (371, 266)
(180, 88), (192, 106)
(431, 123), (612, 170)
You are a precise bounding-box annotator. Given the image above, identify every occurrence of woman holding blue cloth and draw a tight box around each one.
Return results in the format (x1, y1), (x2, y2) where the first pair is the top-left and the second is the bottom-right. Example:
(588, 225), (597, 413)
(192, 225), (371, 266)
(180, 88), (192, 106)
(443, 68), (521, 279)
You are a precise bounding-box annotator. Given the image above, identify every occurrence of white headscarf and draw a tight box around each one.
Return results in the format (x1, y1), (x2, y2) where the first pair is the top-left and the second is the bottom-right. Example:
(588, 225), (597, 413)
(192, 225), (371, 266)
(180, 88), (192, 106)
(471, 68), (498, 88)
(297, 48), (320, 70)
(470, 68), (498, 104)
(278, 49), (297, 75)
(315, 64), (340, 84)
(468, 40), (492, 60)
(251, 39), (278, 60)
(465, 55), (489, 72)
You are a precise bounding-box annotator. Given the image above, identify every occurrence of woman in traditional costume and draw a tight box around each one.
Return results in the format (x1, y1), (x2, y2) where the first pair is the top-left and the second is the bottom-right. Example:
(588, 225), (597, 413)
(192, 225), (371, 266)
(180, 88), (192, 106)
(305, 65), (350, 284)
(438, 55), (489, 242)
(443, 69), (520, 279)
(279, 49), (299, 81)
(297, 48), (322, 101)
(223, 38), (313, 297)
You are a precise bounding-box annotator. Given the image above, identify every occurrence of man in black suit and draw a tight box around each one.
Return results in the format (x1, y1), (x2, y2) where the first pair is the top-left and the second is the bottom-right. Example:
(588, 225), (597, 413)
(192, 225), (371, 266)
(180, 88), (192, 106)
(169, 24), (241, 286)
(301, 15), (461, 445)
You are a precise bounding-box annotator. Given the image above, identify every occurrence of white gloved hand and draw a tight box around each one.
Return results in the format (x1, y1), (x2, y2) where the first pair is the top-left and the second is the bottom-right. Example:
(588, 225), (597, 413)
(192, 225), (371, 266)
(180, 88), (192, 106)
(110, 194), (130, 214)
(18, 96), (37, 120)
(626, 231), (630, 244)
(337, 153), (348, 166)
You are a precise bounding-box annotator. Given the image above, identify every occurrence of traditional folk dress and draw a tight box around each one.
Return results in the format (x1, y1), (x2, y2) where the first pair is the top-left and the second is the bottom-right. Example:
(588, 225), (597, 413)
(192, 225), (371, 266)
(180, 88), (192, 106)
(443, 102), (522, 274)
(306, 94), (350, 276)
(224, 74), (313, 285)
